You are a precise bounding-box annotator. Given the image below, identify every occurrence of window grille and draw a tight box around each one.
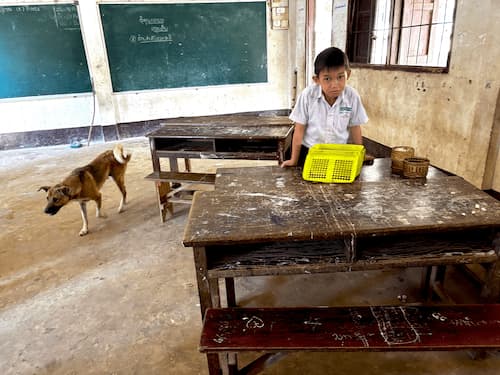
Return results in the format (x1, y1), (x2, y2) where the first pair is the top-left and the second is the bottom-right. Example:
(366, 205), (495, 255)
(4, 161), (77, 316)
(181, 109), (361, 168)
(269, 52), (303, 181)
(347, 0), (456, 72)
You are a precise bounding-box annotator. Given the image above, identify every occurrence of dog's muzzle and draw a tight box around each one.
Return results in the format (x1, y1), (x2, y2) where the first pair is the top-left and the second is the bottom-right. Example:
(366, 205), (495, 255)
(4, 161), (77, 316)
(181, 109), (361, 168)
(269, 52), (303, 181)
(44, 205), (62, 215)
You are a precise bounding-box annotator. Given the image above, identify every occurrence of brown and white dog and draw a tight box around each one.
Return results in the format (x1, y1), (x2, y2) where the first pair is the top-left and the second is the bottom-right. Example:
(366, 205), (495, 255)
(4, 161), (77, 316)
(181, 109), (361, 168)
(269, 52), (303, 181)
(39, 144), (131, 236)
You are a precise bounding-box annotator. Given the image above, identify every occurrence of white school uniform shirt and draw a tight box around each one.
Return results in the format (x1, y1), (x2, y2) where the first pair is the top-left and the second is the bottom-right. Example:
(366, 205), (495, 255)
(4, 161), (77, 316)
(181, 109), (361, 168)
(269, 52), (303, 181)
(289, 83), (368, 148)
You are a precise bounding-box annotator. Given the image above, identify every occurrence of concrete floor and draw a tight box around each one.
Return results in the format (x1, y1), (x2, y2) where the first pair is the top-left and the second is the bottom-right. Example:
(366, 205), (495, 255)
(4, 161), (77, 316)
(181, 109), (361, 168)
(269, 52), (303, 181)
(0, 138), (498, 375)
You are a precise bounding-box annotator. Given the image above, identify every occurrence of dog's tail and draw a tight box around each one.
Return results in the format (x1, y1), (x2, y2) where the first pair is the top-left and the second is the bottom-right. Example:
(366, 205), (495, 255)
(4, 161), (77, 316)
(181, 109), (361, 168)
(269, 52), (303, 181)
(113, 144), (132, 164)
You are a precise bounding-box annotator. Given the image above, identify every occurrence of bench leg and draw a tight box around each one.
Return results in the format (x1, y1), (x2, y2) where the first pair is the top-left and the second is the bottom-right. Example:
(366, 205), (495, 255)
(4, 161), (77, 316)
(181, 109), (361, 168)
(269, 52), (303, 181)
(224, 278), (238, 374)
(206, 353), (223, 375)
(155, 182), (173, 223)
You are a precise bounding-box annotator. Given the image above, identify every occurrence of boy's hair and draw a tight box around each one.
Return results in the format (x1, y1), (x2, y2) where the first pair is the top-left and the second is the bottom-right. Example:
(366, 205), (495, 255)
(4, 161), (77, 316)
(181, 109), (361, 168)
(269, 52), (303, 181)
(314, 47), (350, 75)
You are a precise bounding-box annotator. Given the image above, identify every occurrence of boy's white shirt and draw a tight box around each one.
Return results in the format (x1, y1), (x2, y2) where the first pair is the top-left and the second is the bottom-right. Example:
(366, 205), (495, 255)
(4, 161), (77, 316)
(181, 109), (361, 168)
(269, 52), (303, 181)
(289, 83), (368, 148)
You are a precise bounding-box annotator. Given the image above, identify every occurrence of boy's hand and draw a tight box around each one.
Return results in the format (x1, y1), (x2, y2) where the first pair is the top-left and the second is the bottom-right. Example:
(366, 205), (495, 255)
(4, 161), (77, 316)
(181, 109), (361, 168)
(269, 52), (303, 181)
(281, 159), (297, 168)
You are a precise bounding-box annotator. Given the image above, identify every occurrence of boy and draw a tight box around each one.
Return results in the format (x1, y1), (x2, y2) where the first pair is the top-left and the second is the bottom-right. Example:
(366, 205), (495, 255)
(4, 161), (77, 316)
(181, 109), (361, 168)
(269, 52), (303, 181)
(281, 47), (368, 167)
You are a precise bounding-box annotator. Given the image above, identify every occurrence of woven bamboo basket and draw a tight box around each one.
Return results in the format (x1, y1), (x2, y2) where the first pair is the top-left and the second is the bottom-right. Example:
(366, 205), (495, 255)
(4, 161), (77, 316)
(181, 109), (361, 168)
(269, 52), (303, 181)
(391, 146), (415, 175)
(403, 157), (430, 178)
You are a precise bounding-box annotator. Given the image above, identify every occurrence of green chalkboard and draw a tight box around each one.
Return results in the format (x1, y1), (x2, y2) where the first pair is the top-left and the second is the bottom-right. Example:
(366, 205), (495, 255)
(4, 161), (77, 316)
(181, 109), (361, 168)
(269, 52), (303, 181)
(100, 2), (267, 92)
(0, 5), (92, 99)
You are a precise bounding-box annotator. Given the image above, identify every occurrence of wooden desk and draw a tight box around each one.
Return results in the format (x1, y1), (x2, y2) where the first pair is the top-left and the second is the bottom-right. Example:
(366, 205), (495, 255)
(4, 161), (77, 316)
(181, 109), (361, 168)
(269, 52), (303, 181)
(183, 161), (500, 374)
(145, 115), (294, 222)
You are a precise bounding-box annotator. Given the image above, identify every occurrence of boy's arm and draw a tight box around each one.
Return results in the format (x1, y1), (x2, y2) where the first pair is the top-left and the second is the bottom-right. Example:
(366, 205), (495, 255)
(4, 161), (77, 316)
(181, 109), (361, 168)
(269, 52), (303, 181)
(281, 123), (305, 167)
(349, 125), (363, 145)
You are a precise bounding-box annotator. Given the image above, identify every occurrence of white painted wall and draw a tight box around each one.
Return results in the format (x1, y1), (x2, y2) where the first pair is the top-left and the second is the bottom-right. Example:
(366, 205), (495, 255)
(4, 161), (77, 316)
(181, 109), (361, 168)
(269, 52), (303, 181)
(0, 0), (291, 134)
(331, 0), (347, 51)
(313, 1), (332, 65)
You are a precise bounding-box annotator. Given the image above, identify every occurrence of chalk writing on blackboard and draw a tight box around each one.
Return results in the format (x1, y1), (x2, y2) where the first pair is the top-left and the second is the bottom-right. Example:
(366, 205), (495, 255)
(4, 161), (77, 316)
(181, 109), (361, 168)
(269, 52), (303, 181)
(129, 34), (173, 44)
(54, 6), (80, 30)
(152, 25), (169, 33)
(139, 16), (164, 25)
(1, 5), (41, 15)
(15, 6), (41, 13)
(129, 15), (173, 44)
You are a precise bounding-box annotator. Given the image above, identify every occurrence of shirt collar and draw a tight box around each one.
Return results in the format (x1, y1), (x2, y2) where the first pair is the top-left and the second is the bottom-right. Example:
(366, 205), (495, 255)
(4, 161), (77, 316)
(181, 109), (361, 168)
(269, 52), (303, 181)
(314, 84), (323, 100)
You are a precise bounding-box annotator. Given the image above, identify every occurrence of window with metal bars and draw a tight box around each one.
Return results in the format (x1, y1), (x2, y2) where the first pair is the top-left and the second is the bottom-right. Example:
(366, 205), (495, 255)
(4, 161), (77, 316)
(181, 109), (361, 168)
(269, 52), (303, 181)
(347, 0), (456, 72)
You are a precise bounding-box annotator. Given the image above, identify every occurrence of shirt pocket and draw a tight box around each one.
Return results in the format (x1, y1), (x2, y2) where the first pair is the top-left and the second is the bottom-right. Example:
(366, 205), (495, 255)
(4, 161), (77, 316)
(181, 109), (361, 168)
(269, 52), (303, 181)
(333, 111), (351, 131)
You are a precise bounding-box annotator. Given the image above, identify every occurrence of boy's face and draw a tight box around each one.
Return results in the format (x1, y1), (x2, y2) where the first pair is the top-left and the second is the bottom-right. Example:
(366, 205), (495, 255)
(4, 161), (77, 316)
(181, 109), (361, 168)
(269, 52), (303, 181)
(313, 66), (350, 105)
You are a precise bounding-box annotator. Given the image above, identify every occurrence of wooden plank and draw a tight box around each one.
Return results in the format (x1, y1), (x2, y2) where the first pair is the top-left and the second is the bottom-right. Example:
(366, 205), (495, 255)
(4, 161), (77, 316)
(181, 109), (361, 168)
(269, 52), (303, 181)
(147, 123), (294, 140)
(160, 114), (293, 127)
(208, 253), (499, 278)
(200, 305), (500, 352)
(205, 231), (498, 278)
(145, 171), (216, 184)
(183, 174), (500, 247)
(155, 150), (281, 160)
(214, 160), (449, 192)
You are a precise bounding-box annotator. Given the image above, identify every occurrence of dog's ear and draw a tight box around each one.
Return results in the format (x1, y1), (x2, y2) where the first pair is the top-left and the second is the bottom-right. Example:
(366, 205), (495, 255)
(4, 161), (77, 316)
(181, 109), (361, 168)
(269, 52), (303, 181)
(38, 186), (51, 192)
(56, 186), (71, 197)
(60, 185), (80, 197)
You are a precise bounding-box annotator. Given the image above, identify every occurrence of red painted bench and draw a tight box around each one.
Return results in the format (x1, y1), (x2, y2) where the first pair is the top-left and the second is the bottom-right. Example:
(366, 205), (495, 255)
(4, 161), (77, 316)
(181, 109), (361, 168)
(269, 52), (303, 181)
(200, 305), (500, 374)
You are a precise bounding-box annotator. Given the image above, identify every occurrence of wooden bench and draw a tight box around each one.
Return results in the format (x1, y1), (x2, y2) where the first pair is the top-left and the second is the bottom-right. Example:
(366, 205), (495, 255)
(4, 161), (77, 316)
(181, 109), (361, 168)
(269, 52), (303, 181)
(200, 304), (500, 374)
(145, 171), (216, 221)
(145, 171), (216, 185)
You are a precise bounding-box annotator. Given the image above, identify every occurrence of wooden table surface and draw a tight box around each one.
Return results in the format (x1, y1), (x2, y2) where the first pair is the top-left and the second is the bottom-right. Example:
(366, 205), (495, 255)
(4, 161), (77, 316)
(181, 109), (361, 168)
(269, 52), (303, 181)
(150, 115), (294, 139)
(183, 162), (500, 247)
(214, 158), (449, 190)
(160, 114), (294, 127)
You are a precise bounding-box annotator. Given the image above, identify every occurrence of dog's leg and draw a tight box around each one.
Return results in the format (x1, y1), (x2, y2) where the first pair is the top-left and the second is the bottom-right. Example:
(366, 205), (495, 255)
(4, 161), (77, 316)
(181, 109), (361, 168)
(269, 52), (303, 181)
(79, 202), (89, 236)
(118, 195), (126, 213)
(112, 173), (127, 213)
(95, 193), (107, 218)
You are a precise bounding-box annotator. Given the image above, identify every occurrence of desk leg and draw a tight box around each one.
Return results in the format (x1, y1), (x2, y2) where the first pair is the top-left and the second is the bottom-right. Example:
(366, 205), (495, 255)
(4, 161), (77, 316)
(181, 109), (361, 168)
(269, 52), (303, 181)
(421, 266), (453, 303)
(149, 138), (171, 222)
(193, 246), (223, 375)
(481, 260), (500, 302)
(481, 234), (500, 302)
(420, 267), (432, 301)
(225, 278), (236, 307)
(277, 140), (285, 164)
(192, 246), (213, 316)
